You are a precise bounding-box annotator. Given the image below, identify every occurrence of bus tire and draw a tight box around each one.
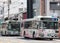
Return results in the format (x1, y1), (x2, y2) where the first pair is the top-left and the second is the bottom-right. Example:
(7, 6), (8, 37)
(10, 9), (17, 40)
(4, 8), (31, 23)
(49, 38), (53, 40)
(24, 31), (26, 38)
(24, 31), (28, 38)
(33, 31), (35, 38)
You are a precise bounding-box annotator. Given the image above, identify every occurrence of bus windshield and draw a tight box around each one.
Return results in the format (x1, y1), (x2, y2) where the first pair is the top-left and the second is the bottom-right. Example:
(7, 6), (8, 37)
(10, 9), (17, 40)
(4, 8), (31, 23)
(42, 21), (58, 29)
(11, 24), (20, 29)
(8, 23), (20, 31)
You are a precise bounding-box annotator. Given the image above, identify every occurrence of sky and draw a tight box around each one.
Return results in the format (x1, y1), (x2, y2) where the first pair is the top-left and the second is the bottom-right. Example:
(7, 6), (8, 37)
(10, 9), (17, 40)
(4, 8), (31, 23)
(0, 0), (27, 18)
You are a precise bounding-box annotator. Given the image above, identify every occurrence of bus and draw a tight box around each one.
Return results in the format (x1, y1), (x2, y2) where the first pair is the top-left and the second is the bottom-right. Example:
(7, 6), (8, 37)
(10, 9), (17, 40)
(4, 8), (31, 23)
(1, 20), (20, 36)
(21, 16), (59, 40)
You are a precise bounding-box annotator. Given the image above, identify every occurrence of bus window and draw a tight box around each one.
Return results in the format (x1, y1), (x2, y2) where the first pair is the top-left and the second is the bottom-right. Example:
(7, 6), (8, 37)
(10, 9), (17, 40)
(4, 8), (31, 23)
(42, 22), (58, 29)
(54, 22), (58, 29)
(32, 21), (39, 29)
(38, 21), (41, 29)
(24, 21), (32, 29)
(24, 21), (39, 29)
(11, 23), (20, 31)
(43, 22), (47, 29)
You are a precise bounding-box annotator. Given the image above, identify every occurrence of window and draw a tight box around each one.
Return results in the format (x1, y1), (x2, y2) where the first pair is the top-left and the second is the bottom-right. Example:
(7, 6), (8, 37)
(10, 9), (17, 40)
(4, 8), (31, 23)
(42, 21), (58, 29)
(50, 2), (60, 10)
(24, 21), (32, 29)
(24, 21), (39, 29)
(8, 22), (20, 31)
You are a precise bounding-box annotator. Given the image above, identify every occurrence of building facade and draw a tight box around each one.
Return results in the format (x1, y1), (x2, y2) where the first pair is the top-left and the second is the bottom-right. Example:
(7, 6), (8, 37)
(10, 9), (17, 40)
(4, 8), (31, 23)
(46, 0), (60, 17)
(27, 0), (46, 19)
(32, 0), (60, 17)
(18, 0), (60, 19)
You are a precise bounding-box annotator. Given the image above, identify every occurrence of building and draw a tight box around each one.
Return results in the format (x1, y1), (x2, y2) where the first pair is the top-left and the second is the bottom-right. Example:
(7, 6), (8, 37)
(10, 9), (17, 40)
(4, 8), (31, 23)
(17, 0), (45, 19)
(1, 0), (27, 21)
(27, 0), (46, 19)
(45, 0), (60, 17)
(3, 0), (60, 20)
(32, 0), (60, 17)
(45, 0), (60, 27)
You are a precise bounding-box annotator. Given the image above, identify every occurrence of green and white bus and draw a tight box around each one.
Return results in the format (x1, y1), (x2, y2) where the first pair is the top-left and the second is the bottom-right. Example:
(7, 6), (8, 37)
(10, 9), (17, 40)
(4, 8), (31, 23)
(1, 20), (20, 36)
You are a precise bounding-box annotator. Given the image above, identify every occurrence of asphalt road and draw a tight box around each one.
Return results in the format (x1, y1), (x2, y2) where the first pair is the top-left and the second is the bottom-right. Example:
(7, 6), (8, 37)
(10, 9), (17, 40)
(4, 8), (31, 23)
(0, 36), (60, 43)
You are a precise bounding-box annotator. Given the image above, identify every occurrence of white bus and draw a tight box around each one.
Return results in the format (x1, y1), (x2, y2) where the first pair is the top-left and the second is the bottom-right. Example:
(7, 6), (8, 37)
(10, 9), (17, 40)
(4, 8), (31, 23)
(21, 16), (59, 40)
(1, 20), (20, 36)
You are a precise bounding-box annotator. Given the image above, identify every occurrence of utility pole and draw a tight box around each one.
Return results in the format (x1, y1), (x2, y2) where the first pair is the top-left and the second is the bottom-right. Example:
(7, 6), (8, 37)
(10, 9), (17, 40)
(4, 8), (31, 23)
(3, 2), (5, 22)
(8, 0), (11, 20)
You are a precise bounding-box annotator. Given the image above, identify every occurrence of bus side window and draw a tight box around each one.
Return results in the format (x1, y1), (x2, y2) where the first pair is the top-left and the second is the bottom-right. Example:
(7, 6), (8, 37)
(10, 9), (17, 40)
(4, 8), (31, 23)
(24, 22), (30, 29)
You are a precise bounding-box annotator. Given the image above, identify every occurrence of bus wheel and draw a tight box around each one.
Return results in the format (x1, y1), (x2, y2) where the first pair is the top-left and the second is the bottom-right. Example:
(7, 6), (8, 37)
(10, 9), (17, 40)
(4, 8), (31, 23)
(33, 31), (35, 38)
(24, 31), (27, 38)
(49, 38), (53, 40)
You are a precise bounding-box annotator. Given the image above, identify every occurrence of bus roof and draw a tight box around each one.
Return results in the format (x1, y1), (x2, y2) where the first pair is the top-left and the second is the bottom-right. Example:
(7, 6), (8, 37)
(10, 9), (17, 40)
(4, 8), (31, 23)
(34, 16), (57, 18)
(21, 16), (58, 22)
(21, 18), (35, 22)
(21, 16), (57, 22)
